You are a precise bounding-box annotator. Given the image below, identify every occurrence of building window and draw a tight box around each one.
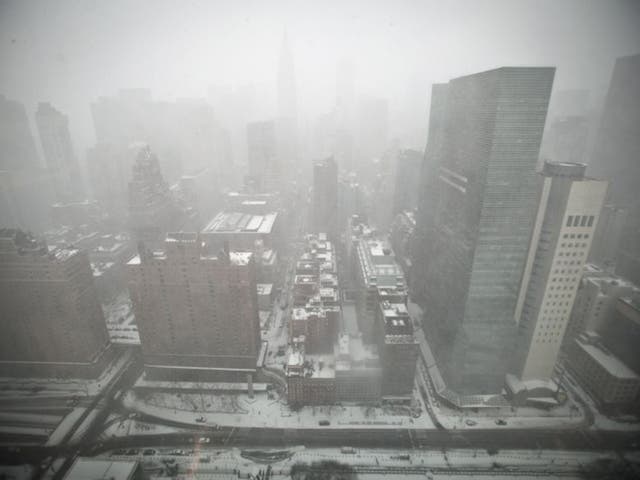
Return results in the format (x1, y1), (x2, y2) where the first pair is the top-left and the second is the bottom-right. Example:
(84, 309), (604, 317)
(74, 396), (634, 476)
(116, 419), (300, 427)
(588, 216), (595, 227)
(566, 216), (573, 226)
(573, 216), (581, 227)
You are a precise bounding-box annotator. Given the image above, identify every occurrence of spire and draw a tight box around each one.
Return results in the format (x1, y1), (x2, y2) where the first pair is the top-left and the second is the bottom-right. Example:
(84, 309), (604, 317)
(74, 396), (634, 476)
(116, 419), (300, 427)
(277, 30), (297, 121)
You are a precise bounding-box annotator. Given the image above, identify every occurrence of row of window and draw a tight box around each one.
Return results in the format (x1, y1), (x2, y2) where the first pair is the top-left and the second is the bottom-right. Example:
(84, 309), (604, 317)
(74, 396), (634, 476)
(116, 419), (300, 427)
(566, 215), (595, 227)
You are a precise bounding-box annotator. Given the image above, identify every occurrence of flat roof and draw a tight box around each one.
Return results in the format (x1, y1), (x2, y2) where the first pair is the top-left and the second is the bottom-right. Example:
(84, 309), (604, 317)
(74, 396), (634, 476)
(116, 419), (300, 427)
(577, 339), (639, 380)
(203, 211), (277, 235)
(64, 458), (138, 480)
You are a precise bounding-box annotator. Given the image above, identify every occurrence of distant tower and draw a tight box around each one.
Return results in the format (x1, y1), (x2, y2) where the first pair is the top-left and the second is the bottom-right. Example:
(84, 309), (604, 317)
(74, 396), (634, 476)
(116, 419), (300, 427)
(588, 54), (640, 285)
(246, 120), (279, 192)
(312, 157), (338, 239)
(35, 102), (84, 201)
(513, 161), (607, 381)
(276, 32), (298, 177)
(411, 67), (555, 394)
(0, 95), (40, 172)
(277, 32), (297, 123)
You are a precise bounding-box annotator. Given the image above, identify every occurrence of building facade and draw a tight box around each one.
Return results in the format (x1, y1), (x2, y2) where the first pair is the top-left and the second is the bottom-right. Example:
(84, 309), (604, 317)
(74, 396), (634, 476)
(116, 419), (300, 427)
(0, 229), (111, 377)
(312, 157), (338, 240)
(513, 162), (607, 382)
(410, 67), (555, 394)
(127, 233), (261, 381)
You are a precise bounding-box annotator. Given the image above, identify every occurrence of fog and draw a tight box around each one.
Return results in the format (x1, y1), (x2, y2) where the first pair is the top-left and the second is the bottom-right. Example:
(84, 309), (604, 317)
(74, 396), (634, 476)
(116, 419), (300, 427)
(2, 0), (639, 153)
(1, 1), (640, 474)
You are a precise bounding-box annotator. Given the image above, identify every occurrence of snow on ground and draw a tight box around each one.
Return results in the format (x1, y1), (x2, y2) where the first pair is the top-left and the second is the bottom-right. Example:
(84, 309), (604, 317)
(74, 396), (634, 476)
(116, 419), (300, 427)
(45, 408), (86, 446)
(123, 388), (433, 430)
(103, 292), (140, 344)
(101, 418), (196, 438)
(560, 366), (640, 432)
(102, 446), (622, 479)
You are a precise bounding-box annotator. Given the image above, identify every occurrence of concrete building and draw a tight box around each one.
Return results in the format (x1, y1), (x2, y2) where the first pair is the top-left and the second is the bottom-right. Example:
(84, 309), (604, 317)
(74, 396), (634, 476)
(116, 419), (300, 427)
(127, 233), (261, 381)
(599, 295), (640, 376)
(353, 237), (407, 343)
(564, 266), (637, 346)
(513, 161), (607, 382)
(35, 102), (84, 201)
(376, 301), (418, 398)
(410, 67), (555, 394)
(567, 332), (640, 409)
(312, 157), (338, 240)
(0, 229), (111, 378)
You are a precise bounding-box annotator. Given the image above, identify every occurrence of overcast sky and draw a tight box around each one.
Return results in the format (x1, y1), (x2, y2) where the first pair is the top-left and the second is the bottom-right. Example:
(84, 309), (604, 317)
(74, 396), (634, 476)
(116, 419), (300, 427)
(1, 0), (639, 151)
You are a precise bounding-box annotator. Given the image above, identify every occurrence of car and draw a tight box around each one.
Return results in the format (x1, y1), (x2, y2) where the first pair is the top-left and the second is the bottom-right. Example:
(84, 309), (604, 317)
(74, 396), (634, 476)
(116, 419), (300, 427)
(465, 419), (477, 426)
(127, 412), (138, 419)
(495, 419), (507, 426)
(125, 449), (139, 455)
(112, 449), (127, 456)
(318, 420), (330, 426)
(195, 416), (207, 423)
(169, 449), (186, 455)
(142, 449), (156, 456)
(196, 437), (210, 443)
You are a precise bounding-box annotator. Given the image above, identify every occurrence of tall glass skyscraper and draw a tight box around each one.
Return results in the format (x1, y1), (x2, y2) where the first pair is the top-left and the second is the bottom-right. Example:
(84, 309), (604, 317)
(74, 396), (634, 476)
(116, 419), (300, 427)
(411, 67), (555, 394)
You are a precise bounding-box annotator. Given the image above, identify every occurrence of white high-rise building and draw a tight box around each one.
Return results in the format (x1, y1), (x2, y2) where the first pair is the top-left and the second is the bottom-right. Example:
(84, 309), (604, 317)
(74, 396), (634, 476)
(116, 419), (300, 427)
(513, 161), (607, 381)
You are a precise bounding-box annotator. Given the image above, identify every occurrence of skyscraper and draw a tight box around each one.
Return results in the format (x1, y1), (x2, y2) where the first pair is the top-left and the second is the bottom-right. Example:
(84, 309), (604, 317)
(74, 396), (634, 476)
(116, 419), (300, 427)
(412, 67), (555, 393)
(35, 102), (84, 201)
(588, 53), (640, 285)
(127, 233), (261, 381)
(247, 120), (279, 191)
(0, 229), (111, 378)
(312, 157), (338, 239)
(512, 161), (607, 382)
(276, 33), (298, 175)
(392, 149), (423, 215)
(0, 95), (40, 172)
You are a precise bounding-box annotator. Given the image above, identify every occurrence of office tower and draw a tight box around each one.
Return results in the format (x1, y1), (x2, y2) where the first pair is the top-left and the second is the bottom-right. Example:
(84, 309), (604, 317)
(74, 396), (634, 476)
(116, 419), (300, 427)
(127, 233), (261, 381)
(513, 162), (607, 382)
(410, 83), (448, 291)
(355, 97), (388, 171)
(128, 144), (194, 246)
(0, 229), (111, 378)
(276, 33), (298, 175)
(0, 95), (40, 172)
(247, 120), (279, 191)
(412, 67), (555, 394)
(392, 149), (422, 215)
(312, 157), (338, 239)
(589, 54), (640, 284)
(86, 143), (131, 219)
(35, 102), (84, 201)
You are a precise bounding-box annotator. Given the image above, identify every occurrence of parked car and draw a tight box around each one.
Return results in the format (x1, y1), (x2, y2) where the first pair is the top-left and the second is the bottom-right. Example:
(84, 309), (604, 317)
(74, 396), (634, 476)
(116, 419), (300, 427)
(195, 416), (207, 423)
(142, 449), (156, 456)
(318, 420), (330, 426)
(495, 419), (507, 426)
(465, 419), (477, 426)
(125, 449), (139, 455)
(197, 437), (210, 443)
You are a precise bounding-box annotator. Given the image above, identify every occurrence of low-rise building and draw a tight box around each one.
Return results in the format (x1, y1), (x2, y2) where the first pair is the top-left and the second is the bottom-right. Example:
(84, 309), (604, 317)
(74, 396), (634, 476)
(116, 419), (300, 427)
(567, 332), (640, 408)
(64, 458), (142, 480)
